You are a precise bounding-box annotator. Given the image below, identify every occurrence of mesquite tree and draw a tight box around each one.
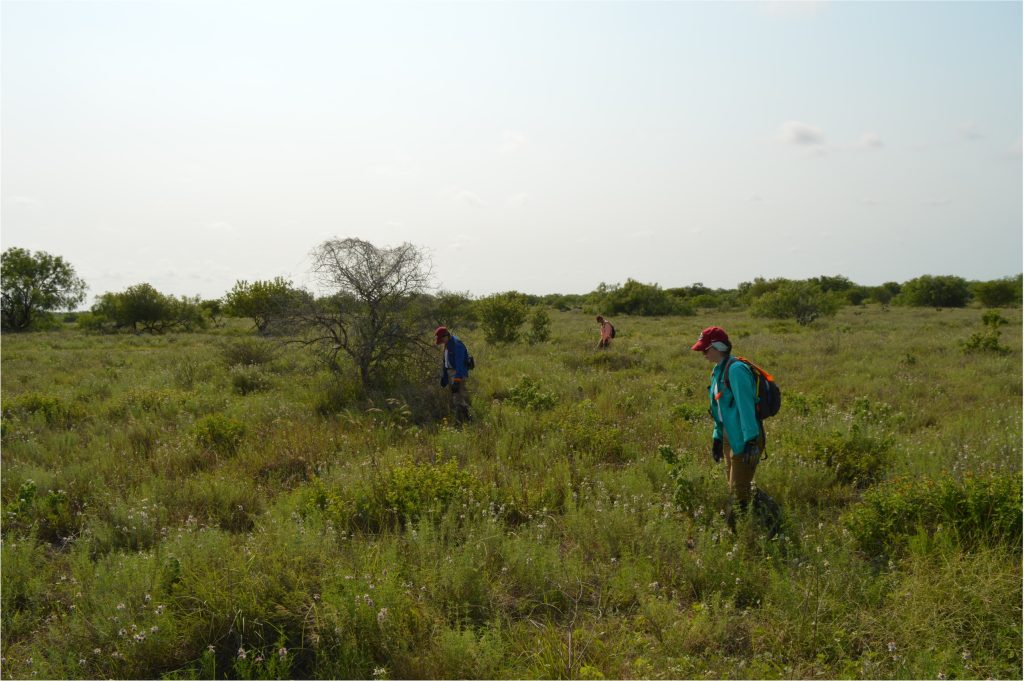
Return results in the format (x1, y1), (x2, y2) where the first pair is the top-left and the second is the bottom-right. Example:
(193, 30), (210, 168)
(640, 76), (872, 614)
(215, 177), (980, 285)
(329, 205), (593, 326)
(294, 238), (434, 389)
(1, 247), (87, 331)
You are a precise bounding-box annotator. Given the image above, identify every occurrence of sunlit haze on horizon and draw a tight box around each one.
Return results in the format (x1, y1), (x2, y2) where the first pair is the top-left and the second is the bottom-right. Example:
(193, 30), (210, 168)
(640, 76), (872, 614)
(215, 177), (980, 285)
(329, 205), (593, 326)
(2, 0), (1021, 302)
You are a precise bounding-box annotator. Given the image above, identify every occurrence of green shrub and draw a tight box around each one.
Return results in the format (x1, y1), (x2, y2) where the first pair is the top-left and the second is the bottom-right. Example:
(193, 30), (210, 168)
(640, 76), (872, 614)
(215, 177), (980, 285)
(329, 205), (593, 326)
(672, 403), (707, 422)
(3, 479), (81, 542)
(971, 276), (1022, 307)
(107, 387), (183, 420)
(658, 445), (716, 515)
(191, 414), (246, 456)
(229, 364), (273, 395)
(960, 330), (1010, 355)
(843, 472), (1023, 559)
(599, 278), (692, 316)
(505, 376), (558, 411)
(313, 377), (363, 415)
(981, 310), (1010, 328)
(477, 292), (529, 344)
(559, 401), (625, 464)
(809, 427), (891, 487)
(220, 338), (277, 366)
(750, 280), (841, 325)
(432, 290), (480, 329)
(527, 307), (552, 344)
(310, 461), (487, 532)
(895, 275), (971, 307)
(2, 392), (82, 428)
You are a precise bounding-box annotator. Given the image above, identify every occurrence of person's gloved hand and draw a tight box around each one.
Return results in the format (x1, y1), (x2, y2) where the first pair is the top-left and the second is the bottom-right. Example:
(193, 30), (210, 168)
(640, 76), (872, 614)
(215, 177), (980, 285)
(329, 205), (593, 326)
(741, 439), (760, 463)
(450, 379), (461, 394)
(712, 438), (724, 463)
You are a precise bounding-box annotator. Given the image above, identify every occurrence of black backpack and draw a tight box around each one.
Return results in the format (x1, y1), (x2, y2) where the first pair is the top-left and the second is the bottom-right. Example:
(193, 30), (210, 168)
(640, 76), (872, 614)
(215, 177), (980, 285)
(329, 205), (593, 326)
(720, 356), (781, 420)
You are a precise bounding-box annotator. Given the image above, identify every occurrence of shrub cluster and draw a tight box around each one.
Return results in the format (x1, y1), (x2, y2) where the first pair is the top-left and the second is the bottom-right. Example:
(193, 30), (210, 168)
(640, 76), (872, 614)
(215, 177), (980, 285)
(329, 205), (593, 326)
(504, 376), (558, 411)
(191, 414), (246, 456)
(2, 392), (82, 428)
(843, 472), (1023, 559)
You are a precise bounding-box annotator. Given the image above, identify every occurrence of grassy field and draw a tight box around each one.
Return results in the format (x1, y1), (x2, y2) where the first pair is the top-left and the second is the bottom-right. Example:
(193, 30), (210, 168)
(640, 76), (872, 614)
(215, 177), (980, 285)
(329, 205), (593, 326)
(1, 306), (1021, 679)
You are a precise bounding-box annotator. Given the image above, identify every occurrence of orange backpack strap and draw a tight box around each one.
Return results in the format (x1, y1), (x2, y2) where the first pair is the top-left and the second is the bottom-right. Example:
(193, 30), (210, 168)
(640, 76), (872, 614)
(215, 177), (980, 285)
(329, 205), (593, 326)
(735, 355), (773, 382)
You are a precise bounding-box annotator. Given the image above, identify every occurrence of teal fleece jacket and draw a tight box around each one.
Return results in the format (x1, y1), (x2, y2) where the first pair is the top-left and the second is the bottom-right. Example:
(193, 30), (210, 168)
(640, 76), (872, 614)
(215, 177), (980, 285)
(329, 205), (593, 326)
(708, 356), (761, 454)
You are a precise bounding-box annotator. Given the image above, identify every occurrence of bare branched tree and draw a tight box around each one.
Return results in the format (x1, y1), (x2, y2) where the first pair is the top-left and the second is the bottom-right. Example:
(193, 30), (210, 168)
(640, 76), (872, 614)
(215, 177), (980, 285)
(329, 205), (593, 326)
(290, 238), (434, 389)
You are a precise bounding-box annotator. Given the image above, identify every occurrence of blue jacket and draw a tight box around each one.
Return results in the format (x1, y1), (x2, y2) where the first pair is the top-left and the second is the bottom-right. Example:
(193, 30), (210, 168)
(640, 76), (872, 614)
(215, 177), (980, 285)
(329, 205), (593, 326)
(444, 334), (471, 380)
(708, 356), (761, 454)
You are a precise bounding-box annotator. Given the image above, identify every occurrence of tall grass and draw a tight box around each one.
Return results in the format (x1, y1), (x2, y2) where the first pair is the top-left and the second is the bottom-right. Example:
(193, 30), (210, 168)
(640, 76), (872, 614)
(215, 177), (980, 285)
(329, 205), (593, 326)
(2, 306), (1020, 679)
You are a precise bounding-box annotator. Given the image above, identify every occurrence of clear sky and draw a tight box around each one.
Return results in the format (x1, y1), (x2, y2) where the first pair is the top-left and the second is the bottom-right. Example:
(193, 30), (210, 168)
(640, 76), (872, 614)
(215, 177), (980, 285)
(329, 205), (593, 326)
(2, 0), (1021, 301)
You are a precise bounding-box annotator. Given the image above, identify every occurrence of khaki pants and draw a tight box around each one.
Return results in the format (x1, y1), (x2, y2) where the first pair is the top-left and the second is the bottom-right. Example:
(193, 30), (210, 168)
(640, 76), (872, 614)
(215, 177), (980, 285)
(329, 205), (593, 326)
(723, 432), (764, 505)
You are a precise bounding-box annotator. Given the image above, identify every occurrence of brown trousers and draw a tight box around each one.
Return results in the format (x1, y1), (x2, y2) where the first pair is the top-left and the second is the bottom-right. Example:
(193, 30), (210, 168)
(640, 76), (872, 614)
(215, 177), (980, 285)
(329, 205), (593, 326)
(723, 432), (764, 505)
(451, 379), (471, 422)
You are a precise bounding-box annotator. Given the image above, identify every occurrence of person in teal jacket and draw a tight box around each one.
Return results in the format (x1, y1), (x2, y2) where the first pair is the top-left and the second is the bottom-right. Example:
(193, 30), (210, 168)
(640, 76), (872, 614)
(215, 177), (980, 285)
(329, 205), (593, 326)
(692, 325), (773, 529)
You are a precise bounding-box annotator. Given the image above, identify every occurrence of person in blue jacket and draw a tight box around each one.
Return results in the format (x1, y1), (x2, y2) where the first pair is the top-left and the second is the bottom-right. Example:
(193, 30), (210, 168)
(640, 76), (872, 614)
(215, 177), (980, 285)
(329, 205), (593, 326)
(435, 326), (472, 423)
(692, 325), (776, 530)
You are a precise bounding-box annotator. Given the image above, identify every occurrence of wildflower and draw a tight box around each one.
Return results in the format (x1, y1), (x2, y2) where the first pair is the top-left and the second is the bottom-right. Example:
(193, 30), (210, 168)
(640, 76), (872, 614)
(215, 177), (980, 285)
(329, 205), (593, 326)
(79, 659), (86, 665)
(133, 633), (146, 643)
(93, 649), (101, 655)
(207, 645), (215, 653)
(938, 674), (947, 680)
(278, 646), (288, 658)
(887, 641), (897, 653)
(155, 605), (165, 615)
(961, 650), (971, 661)
(254, 655), (264, 663)
(144, 593), (151, 603)
(377, 607), (389, 624)
(116, 602), (126, 610)
(237, 647), (247, 660)
(150, 626), (159, 633)
(119, 628), (127, 637)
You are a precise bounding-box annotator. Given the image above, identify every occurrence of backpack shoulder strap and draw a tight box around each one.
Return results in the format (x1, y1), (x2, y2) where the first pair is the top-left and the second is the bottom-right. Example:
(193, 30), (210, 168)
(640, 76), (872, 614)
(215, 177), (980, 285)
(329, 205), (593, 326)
(720, 356), (736, 390)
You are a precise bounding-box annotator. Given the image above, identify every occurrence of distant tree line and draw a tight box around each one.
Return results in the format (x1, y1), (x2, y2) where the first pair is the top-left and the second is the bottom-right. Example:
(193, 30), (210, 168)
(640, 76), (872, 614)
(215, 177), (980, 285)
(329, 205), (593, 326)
(2, 247), (1021, 338)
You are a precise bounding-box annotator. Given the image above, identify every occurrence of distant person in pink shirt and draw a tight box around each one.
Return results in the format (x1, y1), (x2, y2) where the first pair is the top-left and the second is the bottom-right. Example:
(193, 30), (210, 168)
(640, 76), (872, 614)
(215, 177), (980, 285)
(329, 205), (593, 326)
(596, 315), (615, 349)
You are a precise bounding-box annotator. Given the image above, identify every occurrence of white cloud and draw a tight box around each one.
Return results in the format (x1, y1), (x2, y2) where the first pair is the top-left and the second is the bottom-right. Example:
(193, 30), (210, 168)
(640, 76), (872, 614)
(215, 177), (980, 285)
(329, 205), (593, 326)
(6, 195), (42, 207)
(958, 122), (984, 140)
(204, 221), (236, 233)
(778, 121), (826, 147)
(858, 132), (884, 149)
(371, 155), (420, 178)
(499, 129), (529, 153)
(443, 187), (488, 207)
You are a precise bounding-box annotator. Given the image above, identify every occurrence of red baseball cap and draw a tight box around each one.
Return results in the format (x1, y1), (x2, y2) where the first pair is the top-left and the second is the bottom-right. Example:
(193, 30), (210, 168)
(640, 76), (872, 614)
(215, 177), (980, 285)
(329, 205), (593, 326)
(434, 326), (449, 344)
(691, 326), (730, 352)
